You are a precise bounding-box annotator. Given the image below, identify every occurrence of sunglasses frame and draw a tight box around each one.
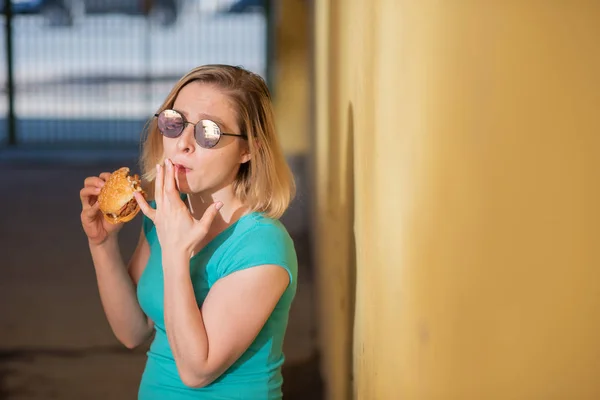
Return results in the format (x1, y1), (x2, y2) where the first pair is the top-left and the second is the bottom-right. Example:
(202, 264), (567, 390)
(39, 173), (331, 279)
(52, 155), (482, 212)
(154, 109), (247, 149)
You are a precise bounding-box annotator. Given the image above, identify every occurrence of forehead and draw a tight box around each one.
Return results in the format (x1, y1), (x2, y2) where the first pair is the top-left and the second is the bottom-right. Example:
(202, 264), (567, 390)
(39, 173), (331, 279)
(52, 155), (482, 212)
(173, 82), (237, 128)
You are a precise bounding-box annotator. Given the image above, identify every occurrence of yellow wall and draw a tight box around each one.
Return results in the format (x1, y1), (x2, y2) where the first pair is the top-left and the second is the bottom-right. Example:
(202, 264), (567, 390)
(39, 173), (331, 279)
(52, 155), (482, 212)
(314, 1), (600, 399)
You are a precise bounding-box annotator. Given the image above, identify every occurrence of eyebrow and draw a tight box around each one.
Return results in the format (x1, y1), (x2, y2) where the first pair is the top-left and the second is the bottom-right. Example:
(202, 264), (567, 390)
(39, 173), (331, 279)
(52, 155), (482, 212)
(174, 109), (234, 133)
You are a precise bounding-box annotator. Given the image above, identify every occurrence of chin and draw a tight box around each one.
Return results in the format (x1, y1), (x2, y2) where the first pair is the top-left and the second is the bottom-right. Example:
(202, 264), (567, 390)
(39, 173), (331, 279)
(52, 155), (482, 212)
(176, 173), (225, 197)
(176, 182), (193, 194)
(175, 179), (204, 196)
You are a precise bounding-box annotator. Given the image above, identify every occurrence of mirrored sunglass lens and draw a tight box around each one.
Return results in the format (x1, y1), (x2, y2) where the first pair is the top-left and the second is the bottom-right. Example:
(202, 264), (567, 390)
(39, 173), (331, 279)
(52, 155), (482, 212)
(196, 120), (221, 148)
(158, 110), (184, 138)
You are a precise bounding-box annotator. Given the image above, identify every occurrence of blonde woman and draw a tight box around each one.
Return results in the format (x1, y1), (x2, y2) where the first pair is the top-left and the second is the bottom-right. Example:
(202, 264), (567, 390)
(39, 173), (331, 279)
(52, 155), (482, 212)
(79, 64), (298, 399)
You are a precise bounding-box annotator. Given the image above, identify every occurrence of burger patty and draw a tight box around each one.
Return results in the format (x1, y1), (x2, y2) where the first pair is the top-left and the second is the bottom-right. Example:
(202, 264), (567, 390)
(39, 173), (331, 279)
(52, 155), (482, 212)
(119, 198), (139, 217)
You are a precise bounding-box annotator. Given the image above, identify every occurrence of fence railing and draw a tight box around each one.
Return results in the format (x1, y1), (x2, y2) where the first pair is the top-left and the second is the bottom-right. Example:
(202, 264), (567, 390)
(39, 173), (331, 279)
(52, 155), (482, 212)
(1, 0), (270, 148)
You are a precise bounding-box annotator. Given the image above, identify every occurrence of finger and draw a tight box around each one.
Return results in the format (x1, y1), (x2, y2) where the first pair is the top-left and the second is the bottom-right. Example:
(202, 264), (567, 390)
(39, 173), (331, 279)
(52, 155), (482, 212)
(154, 163), (164, 209)
(134, 191), (156, 222)
(84, 176), (106, 188)
(81, 201), (101, 223)
(193, 202), (223, 236)
(164, 159), (181, 204)
(99, 172), (112, 181)
(80, 186), (102, 208)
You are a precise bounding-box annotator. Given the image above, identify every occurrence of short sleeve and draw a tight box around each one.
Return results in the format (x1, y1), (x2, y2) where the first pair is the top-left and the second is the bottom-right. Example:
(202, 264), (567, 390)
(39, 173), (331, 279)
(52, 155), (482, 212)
(142, 200), (157, 242)
(218, 222), (297, 285)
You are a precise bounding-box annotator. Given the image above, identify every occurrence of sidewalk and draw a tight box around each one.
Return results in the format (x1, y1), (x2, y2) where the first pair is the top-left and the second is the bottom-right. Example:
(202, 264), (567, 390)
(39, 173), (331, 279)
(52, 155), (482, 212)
(0, 149), (322, 399)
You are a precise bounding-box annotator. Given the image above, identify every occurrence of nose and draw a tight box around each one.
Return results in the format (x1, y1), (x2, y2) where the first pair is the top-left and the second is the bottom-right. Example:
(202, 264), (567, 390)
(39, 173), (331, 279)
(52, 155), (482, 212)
(176, 123), (196, 154)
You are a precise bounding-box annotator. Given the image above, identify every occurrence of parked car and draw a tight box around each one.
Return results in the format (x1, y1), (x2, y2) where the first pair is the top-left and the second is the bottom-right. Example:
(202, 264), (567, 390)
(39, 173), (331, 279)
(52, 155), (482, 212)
(40, 0), (181, 27)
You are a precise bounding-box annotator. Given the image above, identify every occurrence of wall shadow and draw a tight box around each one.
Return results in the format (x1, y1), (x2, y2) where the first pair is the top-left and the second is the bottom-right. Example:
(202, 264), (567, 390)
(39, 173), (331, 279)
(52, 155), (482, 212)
(346, 102), (357, 395)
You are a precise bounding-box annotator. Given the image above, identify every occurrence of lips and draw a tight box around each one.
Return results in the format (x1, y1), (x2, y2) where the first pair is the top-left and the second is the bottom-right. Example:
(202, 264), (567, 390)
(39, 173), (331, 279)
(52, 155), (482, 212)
(173, 163), (191, 171)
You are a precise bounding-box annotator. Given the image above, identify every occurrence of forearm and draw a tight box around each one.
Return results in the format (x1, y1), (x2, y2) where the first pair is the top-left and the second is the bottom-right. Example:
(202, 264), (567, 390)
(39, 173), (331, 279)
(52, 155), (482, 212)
(163, 252), (211, 387)
(90, 238), (152, 348)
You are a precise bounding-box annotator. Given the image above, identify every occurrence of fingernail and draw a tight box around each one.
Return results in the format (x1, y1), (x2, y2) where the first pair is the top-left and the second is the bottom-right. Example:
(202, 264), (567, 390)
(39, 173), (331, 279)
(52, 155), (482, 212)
(215, 202), (223, 210)
(166, 159), (172, 167)
(156, 164), (160, 171)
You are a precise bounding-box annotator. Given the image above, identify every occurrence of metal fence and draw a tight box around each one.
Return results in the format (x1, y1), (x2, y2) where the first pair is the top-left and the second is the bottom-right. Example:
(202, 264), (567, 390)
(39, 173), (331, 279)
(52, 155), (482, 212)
(0, 0), (270, 148)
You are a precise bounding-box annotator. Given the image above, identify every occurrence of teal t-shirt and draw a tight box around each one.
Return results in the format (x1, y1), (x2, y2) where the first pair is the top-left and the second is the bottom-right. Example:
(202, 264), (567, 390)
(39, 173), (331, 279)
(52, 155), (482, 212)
(136, 203), (298, 400)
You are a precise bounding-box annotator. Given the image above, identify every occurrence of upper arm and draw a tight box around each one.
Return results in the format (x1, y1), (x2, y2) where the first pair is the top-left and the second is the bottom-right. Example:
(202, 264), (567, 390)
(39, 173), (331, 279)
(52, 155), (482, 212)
(201, 264), (290, 380)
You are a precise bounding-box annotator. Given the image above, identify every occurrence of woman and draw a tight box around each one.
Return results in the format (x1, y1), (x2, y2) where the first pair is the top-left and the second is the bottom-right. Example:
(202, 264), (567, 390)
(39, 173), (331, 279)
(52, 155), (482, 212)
(79, 64), (298, 399)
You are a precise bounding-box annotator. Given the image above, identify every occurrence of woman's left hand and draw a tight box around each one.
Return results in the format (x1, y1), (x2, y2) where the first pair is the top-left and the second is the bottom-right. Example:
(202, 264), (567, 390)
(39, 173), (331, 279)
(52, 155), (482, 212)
(134, 158), (223, 259)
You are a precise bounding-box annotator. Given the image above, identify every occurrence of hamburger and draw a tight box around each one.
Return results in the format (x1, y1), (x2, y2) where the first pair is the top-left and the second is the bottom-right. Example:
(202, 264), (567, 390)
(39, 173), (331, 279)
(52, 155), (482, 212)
(98, 167), (145, 224)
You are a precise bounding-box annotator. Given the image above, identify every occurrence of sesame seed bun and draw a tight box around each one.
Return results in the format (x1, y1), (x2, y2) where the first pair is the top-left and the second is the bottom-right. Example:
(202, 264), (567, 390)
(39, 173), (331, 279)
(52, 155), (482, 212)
(98, 167), (145, 224)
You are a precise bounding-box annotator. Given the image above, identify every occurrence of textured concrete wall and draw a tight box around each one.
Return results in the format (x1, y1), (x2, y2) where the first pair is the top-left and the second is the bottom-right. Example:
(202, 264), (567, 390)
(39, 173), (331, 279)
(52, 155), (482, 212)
(313, 1), (600, 399)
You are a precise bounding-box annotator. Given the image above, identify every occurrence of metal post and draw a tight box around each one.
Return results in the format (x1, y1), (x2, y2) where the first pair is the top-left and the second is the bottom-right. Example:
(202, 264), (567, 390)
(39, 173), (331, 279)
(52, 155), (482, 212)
(144, 0), (153, 112)
(264, 0), (275, 96)
(4, 0), (17, 145)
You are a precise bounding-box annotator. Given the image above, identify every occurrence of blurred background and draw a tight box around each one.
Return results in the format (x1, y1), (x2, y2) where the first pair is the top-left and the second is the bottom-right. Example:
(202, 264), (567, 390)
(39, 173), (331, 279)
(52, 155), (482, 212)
(0, 0), (320, 399)
(2, 1), (600, 400)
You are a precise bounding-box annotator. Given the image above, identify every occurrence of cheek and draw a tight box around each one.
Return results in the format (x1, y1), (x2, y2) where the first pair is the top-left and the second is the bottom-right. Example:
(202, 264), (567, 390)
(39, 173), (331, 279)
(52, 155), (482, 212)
(161, 138), (174, 156)
(163, 135), (181, 147)
(185, 150), (218, 174)
(194, 151), (240, 179)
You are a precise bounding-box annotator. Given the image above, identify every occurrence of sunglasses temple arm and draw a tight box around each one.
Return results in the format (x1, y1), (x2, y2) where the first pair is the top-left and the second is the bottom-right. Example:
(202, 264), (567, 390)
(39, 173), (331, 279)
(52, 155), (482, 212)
(221, 133), (248, 139)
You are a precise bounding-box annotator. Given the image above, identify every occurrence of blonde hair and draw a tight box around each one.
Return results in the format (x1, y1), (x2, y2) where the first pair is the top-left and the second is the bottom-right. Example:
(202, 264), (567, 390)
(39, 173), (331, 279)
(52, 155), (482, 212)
(139, 64), (295, 219)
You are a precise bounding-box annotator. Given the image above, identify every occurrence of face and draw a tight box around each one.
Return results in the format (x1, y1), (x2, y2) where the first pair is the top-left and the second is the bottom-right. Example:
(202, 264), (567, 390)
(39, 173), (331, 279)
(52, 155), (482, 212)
(161, 81), (250, 195)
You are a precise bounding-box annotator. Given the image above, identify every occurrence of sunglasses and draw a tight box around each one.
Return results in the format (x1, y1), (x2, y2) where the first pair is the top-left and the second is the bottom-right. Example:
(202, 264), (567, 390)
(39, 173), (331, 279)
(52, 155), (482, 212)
(155, 109), (247, 149)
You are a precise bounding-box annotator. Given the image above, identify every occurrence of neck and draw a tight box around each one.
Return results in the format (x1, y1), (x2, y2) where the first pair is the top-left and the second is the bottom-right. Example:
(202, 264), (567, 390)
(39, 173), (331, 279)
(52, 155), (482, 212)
(185, 184), (249, 232)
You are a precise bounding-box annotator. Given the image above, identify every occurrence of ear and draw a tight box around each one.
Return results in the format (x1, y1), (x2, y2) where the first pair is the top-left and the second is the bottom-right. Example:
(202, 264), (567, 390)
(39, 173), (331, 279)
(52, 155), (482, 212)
(239, 143), (251, 164)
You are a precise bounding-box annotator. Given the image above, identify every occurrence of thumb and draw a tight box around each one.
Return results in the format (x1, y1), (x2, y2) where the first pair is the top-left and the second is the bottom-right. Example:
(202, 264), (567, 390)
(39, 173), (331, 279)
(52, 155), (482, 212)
(194, 202), (223, 236)
(134, 192), (156, 222)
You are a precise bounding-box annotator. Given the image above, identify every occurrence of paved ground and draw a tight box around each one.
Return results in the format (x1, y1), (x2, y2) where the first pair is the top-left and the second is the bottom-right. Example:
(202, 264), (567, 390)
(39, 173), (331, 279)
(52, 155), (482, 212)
(0, 148), (322, 399)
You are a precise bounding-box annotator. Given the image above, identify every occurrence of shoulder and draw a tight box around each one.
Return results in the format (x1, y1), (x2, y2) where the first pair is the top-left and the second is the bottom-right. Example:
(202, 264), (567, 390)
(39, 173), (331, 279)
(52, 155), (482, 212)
(231, 213), (296, 259)
(239, 212), (293, 240)
(218, 213), (298, 283)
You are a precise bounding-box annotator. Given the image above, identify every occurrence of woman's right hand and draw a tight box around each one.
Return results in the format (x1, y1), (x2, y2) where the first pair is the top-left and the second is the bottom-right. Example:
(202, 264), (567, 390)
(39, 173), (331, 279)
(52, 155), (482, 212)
(80, 172), (124, 246)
